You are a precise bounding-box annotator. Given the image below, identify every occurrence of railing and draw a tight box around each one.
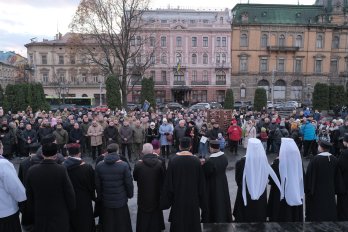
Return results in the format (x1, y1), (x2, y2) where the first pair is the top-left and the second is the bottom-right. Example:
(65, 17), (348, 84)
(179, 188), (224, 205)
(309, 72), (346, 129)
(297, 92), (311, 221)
(155, 81), (168, 85)
(173, 80), (185, 85)
(42, 82), (100, 87)
(191, 81), (209, 85)
(267, 46), (300, 52)
(216, 80), (226, 85)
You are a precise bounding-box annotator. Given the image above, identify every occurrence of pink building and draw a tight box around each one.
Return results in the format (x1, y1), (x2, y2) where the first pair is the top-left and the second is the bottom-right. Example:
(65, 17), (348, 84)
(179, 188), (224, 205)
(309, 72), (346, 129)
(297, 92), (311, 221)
(130, 8), (231, 105)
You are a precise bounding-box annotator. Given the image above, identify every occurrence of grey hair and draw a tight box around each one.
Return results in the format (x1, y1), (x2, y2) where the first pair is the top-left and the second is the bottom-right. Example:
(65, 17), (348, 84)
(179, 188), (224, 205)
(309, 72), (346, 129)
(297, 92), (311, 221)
(142, 143), (153, 155)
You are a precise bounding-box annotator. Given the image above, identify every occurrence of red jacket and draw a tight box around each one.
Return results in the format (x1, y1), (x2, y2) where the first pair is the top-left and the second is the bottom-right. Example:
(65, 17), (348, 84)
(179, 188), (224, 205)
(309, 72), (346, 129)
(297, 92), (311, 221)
(227, 125), (242, 141)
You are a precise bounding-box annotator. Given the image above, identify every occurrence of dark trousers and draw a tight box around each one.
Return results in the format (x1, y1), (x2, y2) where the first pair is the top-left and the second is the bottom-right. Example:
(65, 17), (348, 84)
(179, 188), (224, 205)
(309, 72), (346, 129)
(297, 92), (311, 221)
(91, 145), (102, 160)
(102, 206), (132, 232)
(161, 145), (170, 158)
(303, 140), (317, 157)
(0, 211), (21, 232)
(57, 144), (66, 157)
(229, 140), (239, 154)
(267, 138), (274, 153)
(122, 143), (133, 161)
(81, 136), (90, 155)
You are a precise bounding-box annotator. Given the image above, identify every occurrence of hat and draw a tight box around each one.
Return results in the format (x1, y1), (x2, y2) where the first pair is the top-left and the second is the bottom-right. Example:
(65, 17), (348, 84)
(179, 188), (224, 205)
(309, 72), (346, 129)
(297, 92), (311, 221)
(344, 133), (348, 143)
(210, 140), (220, 150)
(66, 143), (80, 156)
(319, 139), (332, 150)
(150, 122), (155, 127)
(162, 118), (167, 123)
(151, 139), (160, 150)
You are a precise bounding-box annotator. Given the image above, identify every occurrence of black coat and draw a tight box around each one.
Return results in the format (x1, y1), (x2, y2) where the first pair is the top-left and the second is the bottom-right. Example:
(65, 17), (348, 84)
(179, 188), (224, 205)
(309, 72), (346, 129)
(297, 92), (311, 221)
(21, 129), (38, 145)
(233, 157), (268, 222)
(25, 159), (76, 232)
(161, 155), (207, 232)
(337, 148), (348, 221)
(146, 127), (159, 143)
(63, 157), (96, 232)
(103, 126), (120, 145)
(305, 154), (344, 221)
(133, 154), (165, 232)
(267, 158), (303, 222)
(37, 127), (54, 142)
(202, 153), (232, 223)
(0, 128), (15, 155)
(69, 128), (84, 144)
(185, 126), (199, 154)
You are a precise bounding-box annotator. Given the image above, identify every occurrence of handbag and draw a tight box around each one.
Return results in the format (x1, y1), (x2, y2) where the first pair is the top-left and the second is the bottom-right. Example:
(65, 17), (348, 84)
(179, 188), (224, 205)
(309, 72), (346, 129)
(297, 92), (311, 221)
(166, 134), (173, 142)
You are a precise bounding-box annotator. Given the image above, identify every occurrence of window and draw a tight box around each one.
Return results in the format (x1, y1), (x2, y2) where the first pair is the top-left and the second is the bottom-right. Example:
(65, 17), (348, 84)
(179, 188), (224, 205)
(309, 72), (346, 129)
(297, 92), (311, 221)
(192, 70), (197, 81)
(332, 35), (339, 49)
(240, 88), (246, 98)
(136, 36), (141, 46)
(260, 57), (268, 72)
(203, 37), (208, 47)
(278, 34), (285, 47)
(203, 70), (208, 81)
(216, 54), (220, 64)
(203, 19), (209, 23)
(93, 75), (98, 83)
(176, 36), (182, 47)
(192, 54), (197, 64)
(59, 73), (65, 82)
(277, 58), (285, 72)
(42, 73), (48, 83)
(222, 37), (227, 47)
(150, 55), (155, 64)
(239, 56), (248, 72)
(261, 34), (268, 47)
(330, 59), (338, 74)
(315, 59), (322, 73)
(131, 36), (135, 46)
(316, 34), (324, 48)
(150, 70), (155, 78)
(150, 36), (155, 47)
(216, 71), (226, 82)
(161, 54), (167, 64)
(217, 90), (225, 102)
(220, 17), (224, 24)
(29, 54), (33, 64)
(203, 53), (208, 64)
(240, 34), (248, 47)
(70, 55), (75, 64)
(41, 55), (47, 65)
(161, 71), (166, 81)
(192, 90), (207, 102)
(192, 37), (197, 47)
(176, 53), (182, 64)
(161, 36), (166, 47)
(81, 73), (87, 82)
(295, 59), (302, 73)
(58, 55), (64, 65)
(217, 37), (221, 47)
(295, 35), (302, 47)
(221, 54), (226, 64)
(174, 71), (184, 82)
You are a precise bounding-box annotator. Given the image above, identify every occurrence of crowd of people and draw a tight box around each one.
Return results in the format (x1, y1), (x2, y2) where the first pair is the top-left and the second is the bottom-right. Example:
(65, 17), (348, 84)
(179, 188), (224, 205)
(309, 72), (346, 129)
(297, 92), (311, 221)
(0, 105), (348, 232)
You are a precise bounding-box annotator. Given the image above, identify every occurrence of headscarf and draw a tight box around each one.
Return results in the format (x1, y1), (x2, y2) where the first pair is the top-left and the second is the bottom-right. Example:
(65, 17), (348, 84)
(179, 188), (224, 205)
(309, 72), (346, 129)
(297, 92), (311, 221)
(279, 138), (304, 206)
(242, 138), (281, 206)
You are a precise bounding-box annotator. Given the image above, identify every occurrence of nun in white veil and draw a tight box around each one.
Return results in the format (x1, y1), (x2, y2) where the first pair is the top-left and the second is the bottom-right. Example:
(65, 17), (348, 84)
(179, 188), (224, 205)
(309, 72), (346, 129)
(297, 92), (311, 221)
(233, 138), (282, 222)
(268, 138), (304, 222)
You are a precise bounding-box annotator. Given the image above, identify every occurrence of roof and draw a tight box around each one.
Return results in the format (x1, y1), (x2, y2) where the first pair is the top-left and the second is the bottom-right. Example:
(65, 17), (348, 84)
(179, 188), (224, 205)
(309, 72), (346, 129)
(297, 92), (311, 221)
(231, 4), (327, 25)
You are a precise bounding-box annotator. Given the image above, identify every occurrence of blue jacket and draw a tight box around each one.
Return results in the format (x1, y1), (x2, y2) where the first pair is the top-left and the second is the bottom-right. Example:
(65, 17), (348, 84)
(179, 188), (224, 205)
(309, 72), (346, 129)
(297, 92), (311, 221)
(95, 153), (133, 208)
(300, 122), (317, 141)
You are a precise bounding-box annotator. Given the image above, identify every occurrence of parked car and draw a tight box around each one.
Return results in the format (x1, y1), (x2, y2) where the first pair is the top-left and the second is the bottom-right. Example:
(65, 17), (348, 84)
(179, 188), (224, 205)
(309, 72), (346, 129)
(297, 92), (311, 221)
(267, 101), (274, 109)
(209, 102), (223, 109)
(195, 102), (211, 109)
(275, 103), (296, 111)
(127, 103), (141, 111)
(189, 104), (207, 111)
(94, 105), (109, 112)
(166, 102), (183, 111)
(286, 101), (299, 108)
(58, 104), (77, 112)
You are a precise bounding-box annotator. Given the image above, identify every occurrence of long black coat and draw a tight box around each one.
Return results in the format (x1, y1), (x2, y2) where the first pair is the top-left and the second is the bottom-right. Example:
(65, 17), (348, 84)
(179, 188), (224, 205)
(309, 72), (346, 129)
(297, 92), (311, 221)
(69, 128), (84, 144)
(25, 159), (76, 232)
(161, 155), (207, 232)
(233, 157), (268, 222)
(133, 154), (165, 232)
(202, 153), (232, 223)
(305, 154), (344, 221)
(63, 157), (96, 232)
(267, 158), (303, 222)
(337, 148), (348, 221)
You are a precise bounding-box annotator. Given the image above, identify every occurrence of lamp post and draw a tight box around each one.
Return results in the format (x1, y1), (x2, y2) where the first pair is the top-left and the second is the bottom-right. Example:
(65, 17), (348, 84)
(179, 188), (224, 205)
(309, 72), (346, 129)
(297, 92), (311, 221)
(271, 69), (275, 105)
(99, 81), (103, 106)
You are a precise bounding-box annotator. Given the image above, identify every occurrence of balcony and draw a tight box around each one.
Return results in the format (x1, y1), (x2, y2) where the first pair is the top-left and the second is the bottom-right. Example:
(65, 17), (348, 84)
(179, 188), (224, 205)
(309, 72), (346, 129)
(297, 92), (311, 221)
(267, 46), (300, 52)
(216, 80), (226, 85)
(42, 82), (102, 88)
(173, 80), (185, 85)
(191, 81), (209, 85)
(155, 80), (168, 85)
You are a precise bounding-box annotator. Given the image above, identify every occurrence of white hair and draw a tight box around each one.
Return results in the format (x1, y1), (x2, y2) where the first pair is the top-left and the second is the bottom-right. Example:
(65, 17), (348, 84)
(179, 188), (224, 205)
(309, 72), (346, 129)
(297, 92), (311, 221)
(142, 143), (153, 155)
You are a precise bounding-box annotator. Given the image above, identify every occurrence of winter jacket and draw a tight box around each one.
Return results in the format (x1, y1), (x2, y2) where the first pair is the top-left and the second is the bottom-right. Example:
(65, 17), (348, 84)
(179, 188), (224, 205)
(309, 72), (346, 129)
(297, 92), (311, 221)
(274, 127), (289, 144)
(103, 126), (120, 145)
(146, 127), (159, 143)
(21, 129), (38, 145)
(95, 153), (133, 208)
(69, 128), (84, 143)
(133, 126), (145, 144)
(300, 122), (317, 141)
(37, 127), (54, 142)
(119, 125), (134, 144)
(80, 121), (90, 137)
(227, 125), (242, 141)
(87, 125), (103, 146)
(159, 123), (174, 146)
(53, 128), (69, 145)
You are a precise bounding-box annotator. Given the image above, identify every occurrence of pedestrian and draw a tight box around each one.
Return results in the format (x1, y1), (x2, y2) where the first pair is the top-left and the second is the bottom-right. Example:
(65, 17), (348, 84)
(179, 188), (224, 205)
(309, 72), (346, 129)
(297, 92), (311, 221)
(202, 140), (232, 223)
(300, 118), (317, 158)
(273, 122), (289, 155)
(198, 124), (209, 158)
(146, 122), (159, 143)
(53, 123), (69, 156)
(243, 120), (256, 149)
(133, 120), (145, 162)
(173, 120), (186, 152)
(103, 121), (120, 145)
(133, 143), (165, 232)
(233, 138), (281, 222)
(0, 122), (16, 159)
(87, 120), (104, 160)
(63, 143), (96, 232)
(227, 120), (242, 156)
(259, 127), (268, 151)
(69, 122), (84, 145)
(0, 141), (27, 232)
(305, 139), (344, 221)
(161, 137), (207, 232)
(268, 138), (304, 222)
(21, 123), (38, 156)
(95, 144), (134, 232)
(25, 143), (76, 232)
(338, 133), (348, 220)
(159, 118), (173, 159)
(120, 120), (134, 162)
(185, 121), (199, 154)
(80, 115), (91, 155)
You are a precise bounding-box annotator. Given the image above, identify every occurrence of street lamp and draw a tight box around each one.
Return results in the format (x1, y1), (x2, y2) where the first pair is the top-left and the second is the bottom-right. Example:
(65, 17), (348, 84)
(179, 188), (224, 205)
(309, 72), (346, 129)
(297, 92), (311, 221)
(99, 81), (103, 106)
(271, 69), (275, 105)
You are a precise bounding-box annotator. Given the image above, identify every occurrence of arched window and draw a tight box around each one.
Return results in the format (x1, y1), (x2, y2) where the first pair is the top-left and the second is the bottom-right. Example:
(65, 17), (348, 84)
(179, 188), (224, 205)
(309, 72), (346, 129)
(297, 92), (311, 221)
(278, 34), (285, 47)
(203, 53), (208, 64)
(295, 35), (302, 47)
(221, 54), (226, 64)
(161, 54), (167, 64)
(332, 35), (339, 49)
(257, 79), (270, 99)
(82, 94), (88, 97)
(192, 54), (197, 64)
(261, 34), (268, 47)
(290, 80), (302, 100)
(240, 33), (248, 47)
(216, 71), (226, 85)
(274, 79), (286, 100)
(202, 70), (208, 81)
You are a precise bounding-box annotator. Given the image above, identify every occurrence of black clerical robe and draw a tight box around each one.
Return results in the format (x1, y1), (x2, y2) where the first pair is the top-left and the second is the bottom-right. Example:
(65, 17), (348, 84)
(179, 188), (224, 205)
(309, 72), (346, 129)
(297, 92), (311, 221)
(338, 149), (348, 221)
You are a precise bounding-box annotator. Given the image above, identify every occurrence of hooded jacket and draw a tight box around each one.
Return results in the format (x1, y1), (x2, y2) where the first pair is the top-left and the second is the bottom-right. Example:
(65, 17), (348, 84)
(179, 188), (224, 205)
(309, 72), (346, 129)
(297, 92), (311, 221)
(95, 153), (133, 208)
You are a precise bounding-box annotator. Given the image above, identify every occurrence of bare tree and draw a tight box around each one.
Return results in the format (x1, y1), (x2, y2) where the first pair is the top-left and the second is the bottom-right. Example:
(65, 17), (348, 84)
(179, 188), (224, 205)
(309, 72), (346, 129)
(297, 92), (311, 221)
(70, 0), (155, 107)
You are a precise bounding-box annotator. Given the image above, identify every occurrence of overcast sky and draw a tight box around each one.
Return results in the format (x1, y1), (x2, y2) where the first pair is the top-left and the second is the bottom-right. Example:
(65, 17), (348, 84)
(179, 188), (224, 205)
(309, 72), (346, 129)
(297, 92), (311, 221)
(0, 0), (315, 57)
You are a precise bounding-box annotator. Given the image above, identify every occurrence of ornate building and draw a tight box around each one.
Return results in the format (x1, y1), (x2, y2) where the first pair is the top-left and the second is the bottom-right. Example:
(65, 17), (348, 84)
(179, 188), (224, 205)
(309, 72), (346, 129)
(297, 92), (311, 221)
(231, 0), (348, 103)
(0, 61), (17, 87)
(134, 8), (231, 104)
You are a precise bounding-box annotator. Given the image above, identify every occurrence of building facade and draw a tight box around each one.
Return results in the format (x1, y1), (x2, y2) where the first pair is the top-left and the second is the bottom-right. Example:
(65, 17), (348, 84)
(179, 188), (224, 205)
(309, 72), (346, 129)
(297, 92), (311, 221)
(25, 33), (107, 105)
(231, 0), (348, 103)
(133, 8), (232, 104)
(0, 62), (17, 87)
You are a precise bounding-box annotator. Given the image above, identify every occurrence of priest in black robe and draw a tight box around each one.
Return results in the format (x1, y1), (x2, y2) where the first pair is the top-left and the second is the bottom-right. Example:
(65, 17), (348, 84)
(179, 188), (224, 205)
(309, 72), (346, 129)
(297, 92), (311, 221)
(202, 140), (232, 223)
(337, 134), (348, 220)
(63, 144), (96, 232)
(233, 138), (281, 222)
(305, 139), (345, 221)
(268, 138), (304, 222)
(161, 137), (207, 232)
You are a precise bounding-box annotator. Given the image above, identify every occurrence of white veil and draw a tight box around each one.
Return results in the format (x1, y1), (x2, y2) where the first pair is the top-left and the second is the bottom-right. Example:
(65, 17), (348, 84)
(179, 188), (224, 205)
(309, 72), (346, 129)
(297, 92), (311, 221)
(242, 138), (281, 206)
(279, 138), (304, 206)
